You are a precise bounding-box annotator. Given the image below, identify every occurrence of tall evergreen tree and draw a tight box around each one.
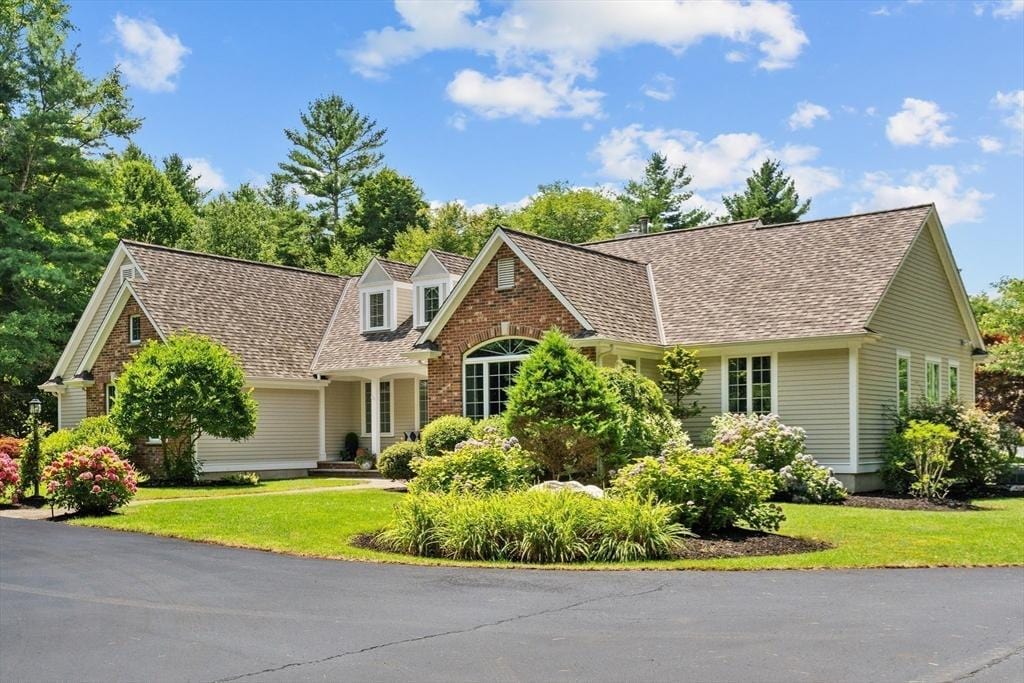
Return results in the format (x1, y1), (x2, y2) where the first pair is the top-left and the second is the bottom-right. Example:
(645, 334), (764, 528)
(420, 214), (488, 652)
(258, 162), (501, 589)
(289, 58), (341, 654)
(343, 168), (427, 253)
(722, 159), (810, 224)
(0, 0), (140, 431)
(275, 94), (386, 237)
(619, 153), (710, 232)
(162, 154), (208, 211)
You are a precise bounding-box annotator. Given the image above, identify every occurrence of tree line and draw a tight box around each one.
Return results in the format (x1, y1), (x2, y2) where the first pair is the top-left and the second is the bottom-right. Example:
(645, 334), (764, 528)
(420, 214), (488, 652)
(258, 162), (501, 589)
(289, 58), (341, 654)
(0, 1), (809, 431)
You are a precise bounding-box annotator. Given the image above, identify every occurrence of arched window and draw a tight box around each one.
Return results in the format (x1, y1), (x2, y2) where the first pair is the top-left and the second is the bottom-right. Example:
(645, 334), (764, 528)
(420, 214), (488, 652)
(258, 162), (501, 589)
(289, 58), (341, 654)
(463, 338), (537, 419)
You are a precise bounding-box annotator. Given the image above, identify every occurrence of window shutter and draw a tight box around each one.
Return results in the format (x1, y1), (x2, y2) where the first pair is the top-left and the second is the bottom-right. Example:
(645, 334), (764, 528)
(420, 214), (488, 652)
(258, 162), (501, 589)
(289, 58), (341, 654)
(496, 259), (514, 290)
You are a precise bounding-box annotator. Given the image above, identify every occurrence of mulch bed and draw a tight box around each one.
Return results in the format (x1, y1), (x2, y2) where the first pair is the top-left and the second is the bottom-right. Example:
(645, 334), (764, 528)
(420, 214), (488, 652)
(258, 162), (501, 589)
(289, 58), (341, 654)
(671, 528), (831, 560)
(842, 493), (980, 511)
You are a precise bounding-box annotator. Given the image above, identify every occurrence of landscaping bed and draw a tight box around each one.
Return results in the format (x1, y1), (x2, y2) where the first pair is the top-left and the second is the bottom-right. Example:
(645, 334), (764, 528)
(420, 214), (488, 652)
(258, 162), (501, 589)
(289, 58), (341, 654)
(842, 493), (981, 512)
(670, 529), (831, 560)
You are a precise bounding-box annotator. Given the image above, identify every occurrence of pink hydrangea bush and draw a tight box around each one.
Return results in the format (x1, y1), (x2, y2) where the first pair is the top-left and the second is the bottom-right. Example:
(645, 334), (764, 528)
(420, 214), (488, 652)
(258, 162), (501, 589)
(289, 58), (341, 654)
(0, 453), (20, 499)
(42, 446), (138, 514)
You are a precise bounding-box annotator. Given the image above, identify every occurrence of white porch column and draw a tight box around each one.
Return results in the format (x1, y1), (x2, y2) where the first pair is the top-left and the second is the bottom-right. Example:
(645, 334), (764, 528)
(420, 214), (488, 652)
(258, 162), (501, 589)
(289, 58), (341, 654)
(370, 377), (382, 456)
(318, 385), (327, 461)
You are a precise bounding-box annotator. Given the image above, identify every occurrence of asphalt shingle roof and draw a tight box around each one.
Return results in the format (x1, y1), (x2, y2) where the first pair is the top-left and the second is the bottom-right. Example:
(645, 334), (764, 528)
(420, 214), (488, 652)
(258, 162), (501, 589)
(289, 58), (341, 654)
(376, 258), (416, 282)
(123, 242), (347, 379)
(431, 250), (473, 276)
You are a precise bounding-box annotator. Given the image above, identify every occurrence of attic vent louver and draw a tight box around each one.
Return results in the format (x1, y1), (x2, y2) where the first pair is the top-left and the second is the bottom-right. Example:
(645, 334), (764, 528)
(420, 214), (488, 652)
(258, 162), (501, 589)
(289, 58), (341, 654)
(120, 265), (137, 282)
(496, 259), (514, 290)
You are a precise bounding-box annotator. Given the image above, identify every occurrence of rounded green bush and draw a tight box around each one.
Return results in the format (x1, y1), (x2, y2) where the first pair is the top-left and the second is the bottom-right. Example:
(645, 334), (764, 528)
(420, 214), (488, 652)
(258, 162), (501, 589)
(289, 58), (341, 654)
(471, 416), (508, 440)
(378, 441), (422, 480)
(421, 415), (474, 457)
(41, 415), (131, 464)
(409, 440), (538, 494)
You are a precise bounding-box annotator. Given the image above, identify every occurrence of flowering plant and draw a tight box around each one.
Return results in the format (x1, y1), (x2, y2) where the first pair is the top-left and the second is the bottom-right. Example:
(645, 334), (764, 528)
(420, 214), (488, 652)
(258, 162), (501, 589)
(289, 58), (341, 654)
(777, 453), (848, 503)
(0, 453), (20, 499)
(711, 413), (806, 472)
(0, 435), (24, 458)
(43, 446), (138, 514)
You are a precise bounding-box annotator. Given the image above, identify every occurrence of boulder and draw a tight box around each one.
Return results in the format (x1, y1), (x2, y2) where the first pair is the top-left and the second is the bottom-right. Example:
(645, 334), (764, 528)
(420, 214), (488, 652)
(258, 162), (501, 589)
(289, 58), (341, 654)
(529, 480), (604, 499)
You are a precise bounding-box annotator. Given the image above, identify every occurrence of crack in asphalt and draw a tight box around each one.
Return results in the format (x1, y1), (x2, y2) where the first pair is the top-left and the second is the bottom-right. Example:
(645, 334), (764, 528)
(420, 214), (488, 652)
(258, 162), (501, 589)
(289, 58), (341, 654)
(950, 644), (1024, 681)
(209, 581), (672, 682)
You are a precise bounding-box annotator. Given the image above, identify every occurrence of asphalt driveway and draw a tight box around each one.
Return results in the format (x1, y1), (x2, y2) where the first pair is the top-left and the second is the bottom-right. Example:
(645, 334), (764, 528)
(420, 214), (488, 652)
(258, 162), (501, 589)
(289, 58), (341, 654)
(1, 517), (1022, 682)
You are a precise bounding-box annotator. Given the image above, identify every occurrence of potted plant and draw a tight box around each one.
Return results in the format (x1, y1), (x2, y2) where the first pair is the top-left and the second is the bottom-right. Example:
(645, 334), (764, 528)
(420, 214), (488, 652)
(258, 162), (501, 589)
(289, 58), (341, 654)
(342, 432), (360, 461)
(354, 448), (375, 471)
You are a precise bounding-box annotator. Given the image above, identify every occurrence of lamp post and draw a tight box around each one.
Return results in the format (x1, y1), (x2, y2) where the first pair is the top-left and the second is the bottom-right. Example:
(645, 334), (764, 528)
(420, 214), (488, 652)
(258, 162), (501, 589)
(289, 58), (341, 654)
(27, 397), (42, 498)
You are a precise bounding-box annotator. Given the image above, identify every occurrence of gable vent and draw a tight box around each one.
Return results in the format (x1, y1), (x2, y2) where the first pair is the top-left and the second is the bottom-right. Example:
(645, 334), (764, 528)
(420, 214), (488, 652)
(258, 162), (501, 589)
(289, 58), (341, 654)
(120, 265), (137, 282)
(496, 259), (514, 290)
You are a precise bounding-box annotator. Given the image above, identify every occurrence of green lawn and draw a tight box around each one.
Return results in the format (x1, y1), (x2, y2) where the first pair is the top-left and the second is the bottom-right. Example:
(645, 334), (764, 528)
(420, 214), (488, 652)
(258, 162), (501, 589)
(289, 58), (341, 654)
(72, 490), (1024, 569)
(134, 477), (362, 501)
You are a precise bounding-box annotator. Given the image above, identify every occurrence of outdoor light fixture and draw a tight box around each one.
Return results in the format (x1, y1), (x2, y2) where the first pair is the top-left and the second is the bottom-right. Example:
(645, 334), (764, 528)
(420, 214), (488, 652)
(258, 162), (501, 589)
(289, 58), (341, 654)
(28, 397), (42, 415)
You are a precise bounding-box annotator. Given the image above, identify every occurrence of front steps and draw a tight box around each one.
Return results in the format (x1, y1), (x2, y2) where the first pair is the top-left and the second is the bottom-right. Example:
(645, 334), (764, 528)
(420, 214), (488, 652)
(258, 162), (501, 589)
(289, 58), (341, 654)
(308, 461), (383, 479)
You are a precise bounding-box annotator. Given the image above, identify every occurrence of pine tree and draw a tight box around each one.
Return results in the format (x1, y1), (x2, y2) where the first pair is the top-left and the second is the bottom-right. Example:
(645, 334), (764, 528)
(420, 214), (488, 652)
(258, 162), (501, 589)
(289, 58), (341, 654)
(163, 154), (209, 210)
(722, 159), (811, 224)
(275, 94), (386, 237)
(619, 153), (711, 232)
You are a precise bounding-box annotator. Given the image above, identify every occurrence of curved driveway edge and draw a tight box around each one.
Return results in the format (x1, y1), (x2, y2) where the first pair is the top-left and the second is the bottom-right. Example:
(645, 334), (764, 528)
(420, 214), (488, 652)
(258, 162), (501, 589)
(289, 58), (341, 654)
(2, 517), (1022, 682)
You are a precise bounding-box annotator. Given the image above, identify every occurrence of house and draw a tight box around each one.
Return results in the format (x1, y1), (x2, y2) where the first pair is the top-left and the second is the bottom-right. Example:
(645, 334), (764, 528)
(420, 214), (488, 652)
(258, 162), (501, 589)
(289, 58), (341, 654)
(41, 204), (985, 491)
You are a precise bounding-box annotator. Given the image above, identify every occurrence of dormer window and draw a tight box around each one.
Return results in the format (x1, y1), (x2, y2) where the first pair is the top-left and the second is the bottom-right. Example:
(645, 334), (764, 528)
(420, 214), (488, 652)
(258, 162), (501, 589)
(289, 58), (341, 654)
(369, 292), (385, 328)
(423, 286), (441, 323)
(361, 288), (392, 332)
(414, 279), (449, 327)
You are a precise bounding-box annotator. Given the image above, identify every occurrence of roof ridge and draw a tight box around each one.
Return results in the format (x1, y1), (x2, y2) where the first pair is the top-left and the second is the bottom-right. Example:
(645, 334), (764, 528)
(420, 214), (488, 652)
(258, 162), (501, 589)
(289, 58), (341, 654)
(430, 249), (473, 261)
(121, 240), (348, 279)
(583, 218), (761, 245)
(375, 256), (416, 267)
(754, 203), (935, 230)
(500, 227), (651, 267)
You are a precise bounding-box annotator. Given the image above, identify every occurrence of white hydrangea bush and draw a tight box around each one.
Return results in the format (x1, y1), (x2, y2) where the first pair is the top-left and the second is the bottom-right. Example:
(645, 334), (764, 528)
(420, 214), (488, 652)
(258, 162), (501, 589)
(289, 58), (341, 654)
(711, 413), (806, 471)
(778, 453), (848, 503)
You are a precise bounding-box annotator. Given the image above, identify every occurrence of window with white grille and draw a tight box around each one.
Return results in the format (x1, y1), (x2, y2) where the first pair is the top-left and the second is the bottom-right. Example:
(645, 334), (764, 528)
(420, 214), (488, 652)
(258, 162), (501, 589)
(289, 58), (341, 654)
(496, 259), (514, 290)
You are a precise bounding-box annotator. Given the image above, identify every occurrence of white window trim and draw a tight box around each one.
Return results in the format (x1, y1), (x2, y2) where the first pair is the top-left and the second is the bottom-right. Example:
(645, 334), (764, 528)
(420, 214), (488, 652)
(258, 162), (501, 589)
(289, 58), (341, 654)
(896, 350), (911, 415)
(360, 286), (393, 333)
(462, 338), (535, 419)
(416, 379), (428, 430)
(128, 314), (141, 345)
(720, 353), (778, 415)
(360, 380), (394, 437)
(947, 359), (960, 399)
(414, 278), (449, 328)
(925, 355), (941, 401)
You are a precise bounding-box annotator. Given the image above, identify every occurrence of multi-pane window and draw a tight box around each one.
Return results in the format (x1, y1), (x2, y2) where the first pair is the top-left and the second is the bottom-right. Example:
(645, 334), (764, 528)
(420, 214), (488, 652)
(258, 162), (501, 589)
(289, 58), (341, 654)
(621, 358), (638, 369)
(363, 380), (392, 435)
(926, 358), (940, 403)
(948, 362), (959, 400)
(129, 315), (141, 343)
(418, 380), (428, 429)
(423, 286), (441, 323)
(105, 384), (116, 413)
(463, 338), (537, 419)
(727, 356), (772, 414)
(368, 292), (385, 329)
(897, 354), (910, 416)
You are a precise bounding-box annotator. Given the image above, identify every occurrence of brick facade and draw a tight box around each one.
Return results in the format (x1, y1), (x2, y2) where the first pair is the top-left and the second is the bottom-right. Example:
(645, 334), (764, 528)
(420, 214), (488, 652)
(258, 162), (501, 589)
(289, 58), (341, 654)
(85, 296), (164, 471)
(426, 244), (595, 420)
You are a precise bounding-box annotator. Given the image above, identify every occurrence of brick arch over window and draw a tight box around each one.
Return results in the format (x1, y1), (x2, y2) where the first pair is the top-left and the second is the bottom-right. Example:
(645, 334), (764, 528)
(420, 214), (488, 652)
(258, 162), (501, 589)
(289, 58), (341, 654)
(457, 325), (549, 355)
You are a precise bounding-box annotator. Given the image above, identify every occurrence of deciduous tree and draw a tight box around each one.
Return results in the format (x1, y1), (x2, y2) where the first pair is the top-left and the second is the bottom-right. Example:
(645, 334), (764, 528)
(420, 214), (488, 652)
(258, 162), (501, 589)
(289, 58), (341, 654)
(658, 346), (705, 420)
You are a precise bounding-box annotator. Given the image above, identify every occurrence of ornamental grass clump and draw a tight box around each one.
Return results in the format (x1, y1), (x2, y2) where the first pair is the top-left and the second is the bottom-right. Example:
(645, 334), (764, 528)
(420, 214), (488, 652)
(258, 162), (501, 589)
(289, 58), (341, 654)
(43, 446), (138, 514)
(610, 442), (783, 533)
(376, 490), (687, 563)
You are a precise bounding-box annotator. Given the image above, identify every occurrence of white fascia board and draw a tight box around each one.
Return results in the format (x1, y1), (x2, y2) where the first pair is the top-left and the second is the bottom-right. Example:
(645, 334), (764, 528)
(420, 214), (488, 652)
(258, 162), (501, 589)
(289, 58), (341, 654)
(246, 377), (329, 390)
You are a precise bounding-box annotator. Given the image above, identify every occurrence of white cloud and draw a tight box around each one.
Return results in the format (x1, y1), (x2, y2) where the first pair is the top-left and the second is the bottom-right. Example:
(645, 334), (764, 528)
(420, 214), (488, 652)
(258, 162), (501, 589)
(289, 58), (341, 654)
(448, 112), (468, 131)
(993, 0), (1024, 17)
(641, 73), (675, 102)
(870, 6), (891, 16)
(788, 101), (830, 130)
(854, 165), (992, 224)
(978, 136), (1004, 153)
(992, 89), (1024, 133)
(724, 50), (747, 63)
(446, 69), (601, 120)
(183, 157), (227, 193)
(591, 124), (840, 202)
(885, 98), (957, 147)
(113, 15), (189, 92)
(352, 0), (807, 120)
(865, 106), (878, 117)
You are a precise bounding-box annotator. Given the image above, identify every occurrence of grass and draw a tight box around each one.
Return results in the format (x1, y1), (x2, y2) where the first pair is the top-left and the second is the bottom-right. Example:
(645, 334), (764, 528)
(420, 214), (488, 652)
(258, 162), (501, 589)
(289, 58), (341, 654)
(133, 477), (362, 501)
(72, 490), (1024, 569)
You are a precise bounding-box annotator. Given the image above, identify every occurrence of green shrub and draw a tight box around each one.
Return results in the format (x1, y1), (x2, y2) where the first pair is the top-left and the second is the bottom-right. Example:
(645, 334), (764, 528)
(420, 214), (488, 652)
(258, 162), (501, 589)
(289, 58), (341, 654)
(43, 416), (132, 466)
(505, 330), (621, 480)
(471, 416), (508, 440)
(378, 441), (422, 480)
(376, 490), (688, 563)
(42, 446), (139, 514)
(41, 429), (77, 465)
(409, 438), (539, 494)
(777, 454), (847, 503)
(610, 443), (783, 533)
(882, 400), (1013, 493)
(711, 413), (806, 472)
(600, 365), (681, 468)
(421, 415), (474, 457)
(222, 472), (260, 486)
(892, 420), (958, 499)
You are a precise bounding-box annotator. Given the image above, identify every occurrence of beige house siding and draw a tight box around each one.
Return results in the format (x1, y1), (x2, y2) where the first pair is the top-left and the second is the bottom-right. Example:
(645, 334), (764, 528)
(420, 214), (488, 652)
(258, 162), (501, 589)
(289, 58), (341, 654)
(68, 252), (130, 374)
(679, 355), (723, 444)
(59, 387), (88, 429)
(325, 380), (360, 457)
(196, 388), (320, 472)
(859, 226), (976, 468)
(351, 377), (419, 452)
(777, 349), (850, 467)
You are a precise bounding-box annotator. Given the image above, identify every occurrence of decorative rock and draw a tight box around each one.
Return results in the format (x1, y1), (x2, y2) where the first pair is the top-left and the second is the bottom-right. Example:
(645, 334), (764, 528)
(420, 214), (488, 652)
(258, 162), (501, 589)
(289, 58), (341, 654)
(529, 480), (604, 499)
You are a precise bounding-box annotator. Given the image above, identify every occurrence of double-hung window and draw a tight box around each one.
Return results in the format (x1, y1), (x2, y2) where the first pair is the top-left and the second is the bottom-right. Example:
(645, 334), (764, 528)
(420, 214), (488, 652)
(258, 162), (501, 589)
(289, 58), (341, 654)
(129, 315), (141, 344)
(726, 355), (773, 414)
(418, 379), (428, 429)
(925, 357), (941, 403)
(896, 351), (910, 416)
(423, 286), (441, 324)
(463, 338), (537, 419)
(948, 361), (959, 400)
(362, 381), (392, 435)
(368, 293), (385, 329)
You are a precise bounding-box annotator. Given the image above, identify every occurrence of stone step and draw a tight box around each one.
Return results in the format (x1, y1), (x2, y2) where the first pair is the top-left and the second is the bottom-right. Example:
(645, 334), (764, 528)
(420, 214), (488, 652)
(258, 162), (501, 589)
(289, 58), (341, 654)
(308, 467), (383, 479)
(316, 461), (365, 470)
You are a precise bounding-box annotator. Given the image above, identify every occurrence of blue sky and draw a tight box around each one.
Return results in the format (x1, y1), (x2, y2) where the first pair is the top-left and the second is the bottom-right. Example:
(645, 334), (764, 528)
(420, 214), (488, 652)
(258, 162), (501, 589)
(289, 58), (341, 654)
(68, 0), (1023, 293)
